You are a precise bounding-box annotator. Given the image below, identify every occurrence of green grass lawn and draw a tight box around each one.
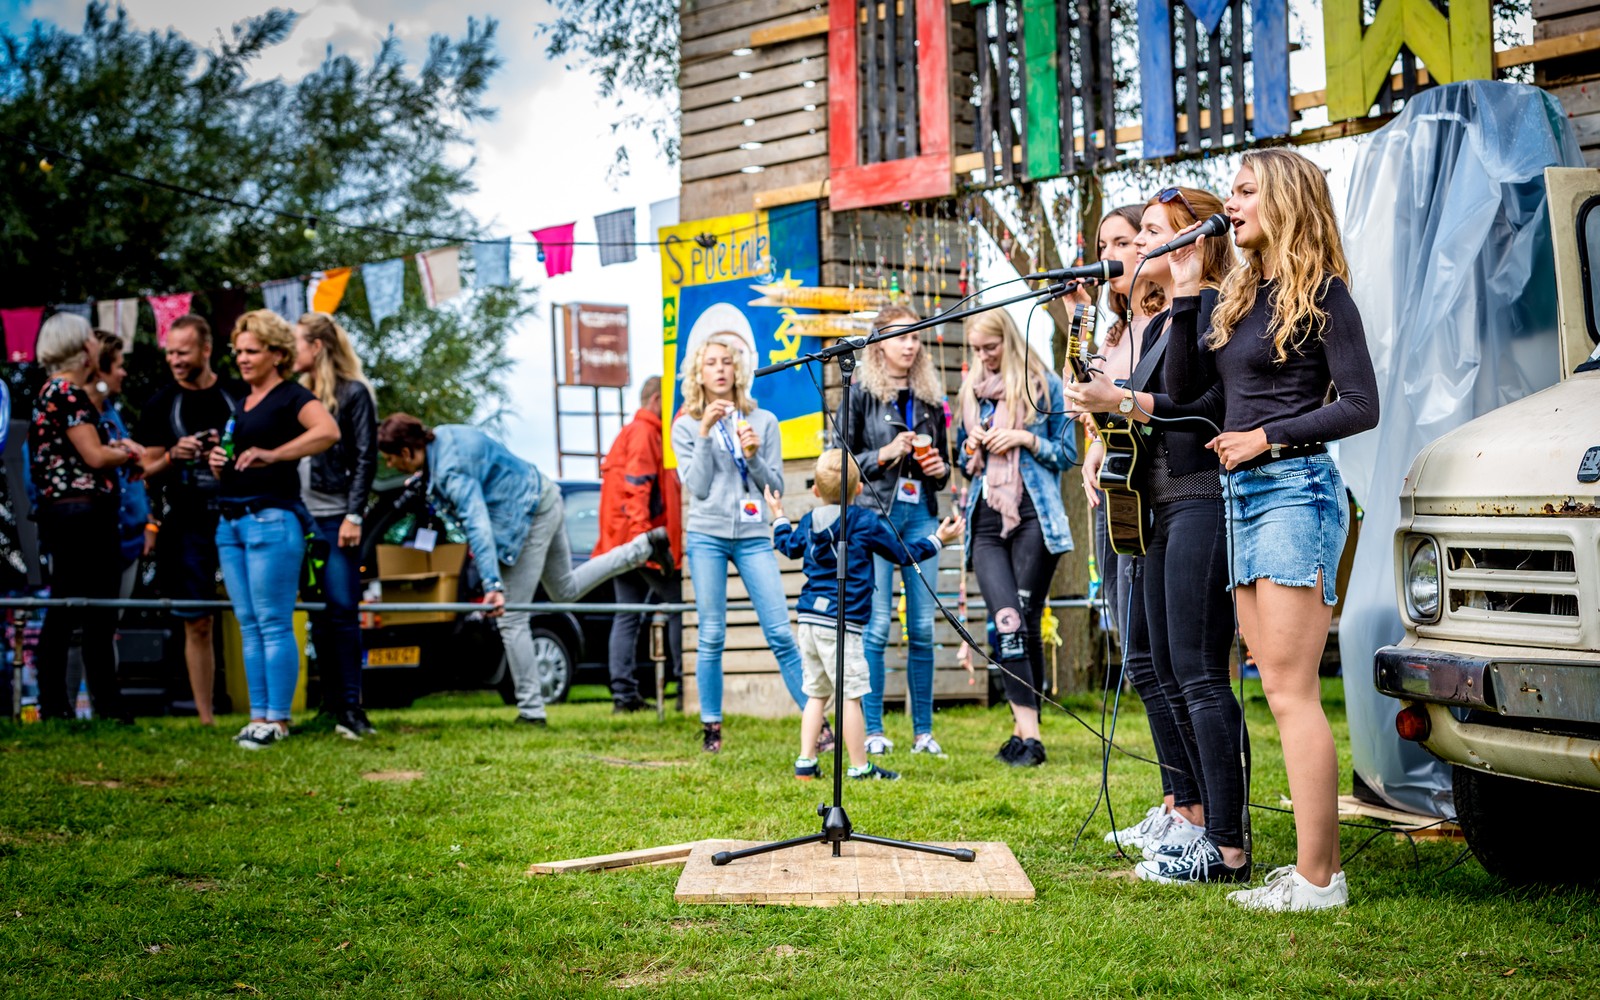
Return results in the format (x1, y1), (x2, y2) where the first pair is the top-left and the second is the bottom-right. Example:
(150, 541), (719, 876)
(2, 680), (1595, 998)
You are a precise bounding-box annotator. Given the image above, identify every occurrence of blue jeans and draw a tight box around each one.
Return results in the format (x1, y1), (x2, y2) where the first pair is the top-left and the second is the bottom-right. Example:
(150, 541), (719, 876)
(685, 532), (805, 722)
(217, 507), (305, 721)
(311, 515), (364, 712)
(862, 502), (940, 736)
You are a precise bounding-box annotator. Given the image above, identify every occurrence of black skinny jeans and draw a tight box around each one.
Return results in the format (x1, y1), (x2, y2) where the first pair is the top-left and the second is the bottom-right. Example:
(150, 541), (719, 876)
(608, 567), (682, 701)
(1143, 497), (1249, 850)
(1121, 555), (1201, 807)
(34, 501), (127, 722)
(970, 492), (1059, 711)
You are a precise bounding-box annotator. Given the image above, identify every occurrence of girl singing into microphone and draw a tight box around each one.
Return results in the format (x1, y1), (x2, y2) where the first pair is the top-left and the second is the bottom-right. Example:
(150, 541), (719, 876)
(1165, 148), (1379, 911)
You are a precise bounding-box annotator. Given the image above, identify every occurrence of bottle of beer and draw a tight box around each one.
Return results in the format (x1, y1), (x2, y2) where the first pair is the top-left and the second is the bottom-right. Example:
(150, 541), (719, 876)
(221, 418), (236, 461)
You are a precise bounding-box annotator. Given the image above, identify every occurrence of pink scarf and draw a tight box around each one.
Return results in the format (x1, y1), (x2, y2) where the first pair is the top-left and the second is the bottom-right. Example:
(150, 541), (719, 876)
(961, 371), (1024, 538)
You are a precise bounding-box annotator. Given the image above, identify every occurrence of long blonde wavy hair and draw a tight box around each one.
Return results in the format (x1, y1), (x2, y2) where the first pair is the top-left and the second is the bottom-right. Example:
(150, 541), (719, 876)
(857, 305), (943, 404)
(296, 312), (372, 414)
(957, 308), (1050, 426)
(1208, 148), (1351, 362)
(679, 333), (756, 419)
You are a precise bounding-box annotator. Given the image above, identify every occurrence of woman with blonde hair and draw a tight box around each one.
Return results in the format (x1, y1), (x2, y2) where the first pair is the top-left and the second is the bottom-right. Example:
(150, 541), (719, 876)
(671, 332), (809, 753)
(955, 308), (1076, 768)
(209, 309), (340, 749)
(293, 312), (378, 739)
(1166, 148), (1379, 909)
(1071, 186), (1250, 883)
(834, 306), (951, 757)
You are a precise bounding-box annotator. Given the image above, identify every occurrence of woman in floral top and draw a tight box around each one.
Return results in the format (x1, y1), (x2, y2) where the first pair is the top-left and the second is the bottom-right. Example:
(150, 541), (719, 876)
(28, 313), (144, 723)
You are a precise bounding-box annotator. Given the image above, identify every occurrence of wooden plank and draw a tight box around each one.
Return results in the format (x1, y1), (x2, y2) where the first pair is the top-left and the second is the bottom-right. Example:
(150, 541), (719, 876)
(682, 57), (826, 112)
(527, 842), (701, 874)
(681, 0), (824, 44)
(679, 36), (826, 90)
(1537, 9), (1600, 41)
(679, 107), (828, 161)
(682, 131), (831, 183)
(684, 8), (837, 63)
(681, 156), (829, 218)
(1549, 80), (1600, 117)
(752, 176), (831, 209)
(752, 14), (830, 47)
(1497, 27), (1600, 67)
(1022, 0), (1060, 180)
(1534, 0), (1600, 16)
(682, 83), (827, 136)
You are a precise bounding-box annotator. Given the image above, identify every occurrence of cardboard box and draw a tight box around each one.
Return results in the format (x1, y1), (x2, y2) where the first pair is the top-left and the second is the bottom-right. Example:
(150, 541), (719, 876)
(372, 543), (471, 625)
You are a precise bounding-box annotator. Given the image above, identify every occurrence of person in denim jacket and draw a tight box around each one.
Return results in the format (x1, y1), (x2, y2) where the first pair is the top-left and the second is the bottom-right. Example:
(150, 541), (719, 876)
(954, 308), (1076, 768)
(377, 414), (668, 727)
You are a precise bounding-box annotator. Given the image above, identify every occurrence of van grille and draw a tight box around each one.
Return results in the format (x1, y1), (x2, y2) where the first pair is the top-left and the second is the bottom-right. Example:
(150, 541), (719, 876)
(1445, 545), (1579, 623)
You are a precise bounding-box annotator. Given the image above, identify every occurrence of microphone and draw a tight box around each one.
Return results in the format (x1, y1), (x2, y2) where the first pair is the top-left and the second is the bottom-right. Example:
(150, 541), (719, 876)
(1141, 213), (1231, 261)
(1023, 259), (1125, 283)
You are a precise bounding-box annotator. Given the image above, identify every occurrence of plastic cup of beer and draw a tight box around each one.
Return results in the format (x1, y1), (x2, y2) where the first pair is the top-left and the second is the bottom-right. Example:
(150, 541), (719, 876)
(912, 434), (934, 459)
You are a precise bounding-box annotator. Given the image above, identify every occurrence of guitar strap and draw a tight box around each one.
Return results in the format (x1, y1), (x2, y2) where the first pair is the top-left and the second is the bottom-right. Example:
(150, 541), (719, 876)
(1127, 313), (1170, 393)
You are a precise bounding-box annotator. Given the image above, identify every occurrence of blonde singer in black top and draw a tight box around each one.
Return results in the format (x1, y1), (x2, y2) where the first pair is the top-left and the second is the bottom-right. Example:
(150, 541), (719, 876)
(1165, 148), (1379, 912)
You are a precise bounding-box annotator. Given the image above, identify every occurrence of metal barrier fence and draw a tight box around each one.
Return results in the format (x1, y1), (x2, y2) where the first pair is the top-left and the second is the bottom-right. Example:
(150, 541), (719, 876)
(0, 597), (1102, 614)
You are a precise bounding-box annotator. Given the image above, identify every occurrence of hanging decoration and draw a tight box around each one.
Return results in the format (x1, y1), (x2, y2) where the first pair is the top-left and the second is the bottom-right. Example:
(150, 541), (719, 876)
(262, 278), (304, 324)
(362, 258), (406, 327)
(531, 224), (577, 277)
(593, 209), (638, 266)
(146, 292), (195, 347)
(306, 267), (354, 315)
(416, 247), (463, 309)
(472, 239), (512, 288)
(97, 298), (139, 353)
(2, 306), (45, 363)
(207, 287), (249, 340)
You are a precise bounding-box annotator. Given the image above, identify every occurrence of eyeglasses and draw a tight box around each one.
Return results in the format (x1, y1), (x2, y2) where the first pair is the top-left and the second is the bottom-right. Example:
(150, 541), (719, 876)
(1156, 187), (1197, 219)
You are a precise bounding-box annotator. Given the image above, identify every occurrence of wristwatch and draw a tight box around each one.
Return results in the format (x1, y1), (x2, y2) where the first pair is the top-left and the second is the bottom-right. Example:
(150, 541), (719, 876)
(344, 513), (364, 526)
(1117, 390), (1135, 415)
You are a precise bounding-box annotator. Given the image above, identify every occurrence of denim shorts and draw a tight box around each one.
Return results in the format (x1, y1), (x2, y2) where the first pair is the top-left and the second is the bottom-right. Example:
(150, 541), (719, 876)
(1220, 453), (1349, 606)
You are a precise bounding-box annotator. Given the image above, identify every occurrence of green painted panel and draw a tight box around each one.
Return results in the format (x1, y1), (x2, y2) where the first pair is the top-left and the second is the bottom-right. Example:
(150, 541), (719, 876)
(1022, 0), (1061, 180)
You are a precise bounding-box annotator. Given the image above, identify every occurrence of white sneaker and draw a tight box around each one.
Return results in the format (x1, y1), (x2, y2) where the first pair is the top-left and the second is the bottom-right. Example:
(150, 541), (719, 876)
(1142, 813), (1206, 860)
(864, 734), (894, 755)
(235, 721), (286, 751)
(1227, 866), (1349, 912)
(911, 733), (947, 757)
(1105, 804), (1168, 847)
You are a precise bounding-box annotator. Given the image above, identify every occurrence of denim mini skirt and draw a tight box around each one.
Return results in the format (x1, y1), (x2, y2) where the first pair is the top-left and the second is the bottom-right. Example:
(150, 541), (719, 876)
(1220, 453), (1349, 606)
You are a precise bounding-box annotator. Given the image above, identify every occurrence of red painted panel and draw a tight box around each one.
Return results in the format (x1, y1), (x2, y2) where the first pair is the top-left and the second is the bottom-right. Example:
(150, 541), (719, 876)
(826, 0), (954, 211)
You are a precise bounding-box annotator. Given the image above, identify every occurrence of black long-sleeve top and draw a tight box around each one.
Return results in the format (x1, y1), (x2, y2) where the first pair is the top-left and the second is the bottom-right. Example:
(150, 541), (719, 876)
(1165, 276), (1379, 447)
(1140, 288), (1227, 479)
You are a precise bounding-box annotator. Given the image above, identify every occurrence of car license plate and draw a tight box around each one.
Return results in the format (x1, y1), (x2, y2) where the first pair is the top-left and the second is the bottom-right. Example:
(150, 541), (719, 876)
(364, 646), (420, 668)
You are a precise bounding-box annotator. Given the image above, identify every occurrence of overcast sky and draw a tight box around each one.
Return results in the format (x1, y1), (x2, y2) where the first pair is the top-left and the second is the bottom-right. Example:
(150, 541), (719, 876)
(2, 0), (679, 476)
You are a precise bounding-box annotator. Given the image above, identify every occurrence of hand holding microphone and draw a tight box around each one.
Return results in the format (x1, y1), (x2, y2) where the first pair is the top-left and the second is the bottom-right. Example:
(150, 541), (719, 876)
(1149, 213), (1230, 297)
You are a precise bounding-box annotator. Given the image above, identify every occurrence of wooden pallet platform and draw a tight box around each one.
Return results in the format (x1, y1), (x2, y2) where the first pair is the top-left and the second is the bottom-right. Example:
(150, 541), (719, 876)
(1336, 795), (1464, 841)
(674, 839), (1033, 905)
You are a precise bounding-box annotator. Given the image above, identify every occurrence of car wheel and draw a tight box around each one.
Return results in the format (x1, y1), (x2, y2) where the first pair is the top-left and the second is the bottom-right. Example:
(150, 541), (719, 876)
(494, 628), (573, 706)
(1453, 765), (1600, 884)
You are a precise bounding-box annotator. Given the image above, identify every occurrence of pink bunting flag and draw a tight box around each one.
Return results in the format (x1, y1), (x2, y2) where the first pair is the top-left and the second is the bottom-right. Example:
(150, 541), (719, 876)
(1, 306), (45, 363)
(147, 292), (194, 347)
(531, 223), (577, 278)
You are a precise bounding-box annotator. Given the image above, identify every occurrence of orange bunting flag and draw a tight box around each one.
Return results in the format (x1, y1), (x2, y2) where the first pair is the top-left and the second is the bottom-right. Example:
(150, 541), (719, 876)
(307, 267), (354, 315)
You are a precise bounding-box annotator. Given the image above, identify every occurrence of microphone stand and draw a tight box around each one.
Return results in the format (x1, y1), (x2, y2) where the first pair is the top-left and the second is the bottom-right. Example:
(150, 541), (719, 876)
(710, 278), (1074, 868)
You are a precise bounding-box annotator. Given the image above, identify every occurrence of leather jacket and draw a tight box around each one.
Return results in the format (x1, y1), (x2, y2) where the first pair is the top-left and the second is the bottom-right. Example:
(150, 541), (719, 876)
(834, 380), (951, 517)
(308, 379), (378, 517)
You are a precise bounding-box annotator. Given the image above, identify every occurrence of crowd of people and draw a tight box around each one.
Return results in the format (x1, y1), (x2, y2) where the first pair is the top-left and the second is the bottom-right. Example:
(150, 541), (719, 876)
(25, 146), (1376, 912)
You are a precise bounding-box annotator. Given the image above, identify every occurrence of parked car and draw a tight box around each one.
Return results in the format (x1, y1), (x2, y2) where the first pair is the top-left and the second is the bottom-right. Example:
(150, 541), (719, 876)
(353, 476), (639, 708)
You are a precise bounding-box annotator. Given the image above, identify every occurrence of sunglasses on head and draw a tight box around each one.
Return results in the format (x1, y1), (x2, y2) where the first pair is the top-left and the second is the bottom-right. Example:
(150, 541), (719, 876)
(1156, 187), (1197, 218)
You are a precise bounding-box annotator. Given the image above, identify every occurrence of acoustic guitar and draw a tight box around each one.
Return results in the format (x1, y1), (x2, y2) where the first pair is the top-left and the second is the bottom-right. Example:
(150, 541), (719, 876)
(1064, 303), (1147, 556)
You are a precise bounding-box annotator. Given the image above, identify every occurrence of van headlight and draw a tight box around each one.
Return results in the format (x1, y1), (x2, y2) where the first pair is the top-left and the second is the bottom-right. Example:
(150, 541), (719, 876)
(1404, 535), (1441, 623)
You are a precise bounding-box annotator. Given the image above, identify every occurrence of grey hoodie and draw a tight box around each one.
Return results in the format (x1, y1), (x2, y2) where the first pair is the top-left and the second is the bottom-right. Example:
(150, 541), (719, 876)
(672, 407), (785, 540)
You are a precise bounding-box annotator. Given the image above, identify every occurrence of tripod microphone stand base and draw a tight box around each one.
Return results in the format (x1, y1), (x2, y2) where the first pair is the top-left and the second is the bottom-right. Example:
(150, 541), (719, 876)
(711, 803), (976, 866)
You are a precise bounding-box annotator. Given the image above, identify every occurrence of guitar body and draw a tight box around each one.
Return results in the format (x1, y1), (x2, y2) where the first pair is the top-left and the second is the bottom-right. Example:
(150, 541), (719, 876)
(1064, 304), (1148, 556)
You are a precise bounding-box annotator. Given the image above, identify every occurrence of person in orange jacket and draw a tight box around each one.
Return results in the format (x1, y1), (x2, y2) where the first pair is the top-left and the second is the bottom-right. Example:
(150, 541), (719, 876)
(595, 376), (682, 711)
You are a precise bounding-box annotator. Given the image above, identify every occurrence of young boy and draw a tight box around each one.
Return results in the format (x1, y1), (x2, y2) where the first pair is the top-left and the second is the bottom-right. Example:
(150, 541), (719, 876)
(765, 449), (964, 781)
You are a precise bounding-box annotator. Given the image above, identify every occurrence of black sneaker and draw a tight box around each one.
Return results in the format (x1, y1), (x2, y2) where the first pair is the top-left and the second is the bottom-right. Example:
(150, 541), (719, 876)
(1135, 836), (1249, 884)
(849, 762), (900, 780)
(794, 756), (821, 780)
(816, 719), (836, 755)
(1009, 738), (1047, 768)
(613, 697), (650, 714)
(516, 715), (548, 728)
(701, 721), (722, 753)
(350, 708), (378, 736)
(995, 735), (1025, 763)
(333, 710), (363, 742)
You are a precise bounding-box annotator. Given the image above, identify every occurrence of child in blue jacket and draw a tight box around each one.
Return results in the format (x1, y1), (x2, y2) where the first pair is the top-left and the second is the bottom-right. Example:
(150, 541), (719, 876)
(766, 449), (963, 780)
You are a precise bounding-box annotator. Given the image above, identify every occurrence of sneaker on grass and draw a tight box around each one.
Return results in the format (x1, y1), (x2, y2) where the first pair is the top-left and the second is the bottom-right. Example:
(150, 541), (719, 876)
(334, 710), (364, 742)
(848, 762), (900, 780)
(911, 733), (946, 757)
(794, 756), (821, 781)
(1142, 813), (1206, 860)
(1227, 866), (1348, 912)
(1134, 837), (1249, 885)
(701, 721), (722, 753)
(235, 721), (285, 751)
(864, 733), (893, 755)
(994, 735), (1025, 763)
(1105, 804), (1168, 848)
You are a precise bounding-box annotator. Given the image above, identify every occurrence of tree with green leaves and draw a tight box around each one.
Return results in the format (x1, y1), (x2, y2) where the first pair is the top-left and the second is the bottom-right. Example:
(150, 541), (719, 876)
(0, 2), (528, 427)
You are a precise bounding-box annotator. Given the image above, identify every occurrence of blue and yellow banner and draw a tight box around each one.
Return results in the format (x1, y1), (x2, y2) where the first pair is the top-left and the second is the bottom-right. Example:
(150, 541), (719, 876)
(660, 201), (824, 467)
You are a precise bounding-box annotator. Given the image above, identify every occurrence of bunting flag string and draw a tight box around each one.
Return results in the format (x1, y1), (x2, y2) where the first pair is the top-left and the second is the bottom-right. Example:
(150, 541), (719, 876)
(363, 258), (406, 327)
(2, 306), (45, 363)
(416, 247), (462, 308)
(307, 267), (353, 315)
(531, 223), (576, 277)
(146, 292), (194, 347)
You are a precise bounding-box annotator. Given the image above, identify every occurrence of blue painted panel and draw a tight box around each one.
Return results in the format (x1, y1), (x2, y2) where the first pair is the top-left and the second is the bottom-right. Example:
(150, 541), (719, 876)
(1139, 0), (1176, 158)
(1251, 0), (1289, 138)
(1183, 0), (1231, 36)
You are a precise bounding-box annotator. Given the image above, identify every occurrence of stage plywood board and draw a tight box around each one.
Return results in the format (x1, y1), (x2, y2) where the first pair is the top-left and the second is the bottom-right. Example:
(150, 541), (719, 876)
(674, 839), (1033, 905)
